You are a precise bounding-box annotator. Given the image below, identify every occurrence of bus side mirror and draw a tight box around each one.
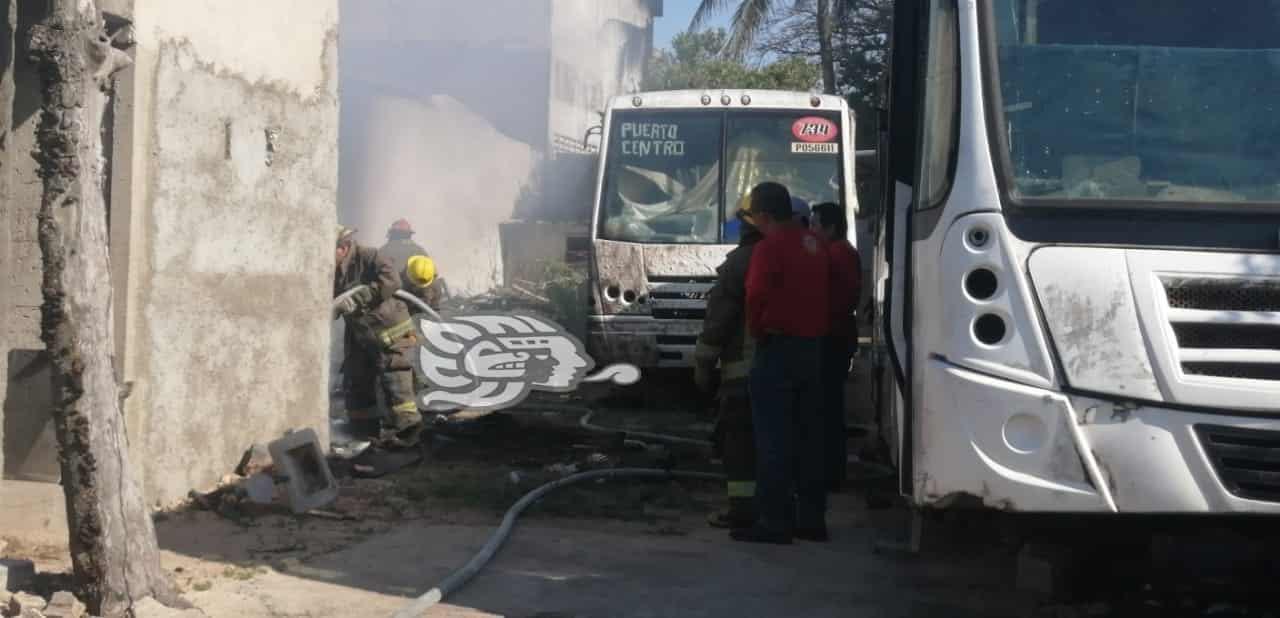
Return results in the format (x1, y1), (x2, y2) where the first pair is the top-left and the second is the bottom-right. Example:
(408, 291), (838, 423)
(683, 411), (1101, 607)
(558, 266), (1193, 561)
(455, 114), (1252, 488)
(583, 125), (603, 150)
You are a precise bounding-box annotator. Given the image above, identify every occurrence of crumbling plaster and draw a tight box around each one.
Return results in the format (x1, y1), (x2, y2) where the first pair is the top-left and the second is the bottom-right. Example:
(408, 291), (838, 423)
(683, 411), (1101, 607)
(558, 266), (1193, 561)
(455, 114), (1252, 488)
(120, 1), (339, 505)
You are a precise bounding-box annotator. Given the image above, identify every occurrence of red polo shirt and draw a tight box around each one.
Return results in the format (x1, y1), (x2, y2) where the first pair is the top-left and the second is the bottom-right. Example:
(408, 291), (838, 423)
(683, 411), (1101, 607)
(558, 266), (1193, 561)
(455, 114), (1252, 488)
(745, 225), (830, 339)
(827, 239), (862, 340)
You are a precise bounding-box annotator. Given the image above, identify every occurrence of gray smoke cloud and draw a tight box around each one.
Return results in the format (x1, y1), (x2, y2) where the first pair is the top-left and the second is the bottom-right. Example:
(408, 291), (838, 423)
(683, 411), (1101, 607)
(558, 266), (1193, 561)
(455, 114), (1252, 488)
(338, 0), (655, 296)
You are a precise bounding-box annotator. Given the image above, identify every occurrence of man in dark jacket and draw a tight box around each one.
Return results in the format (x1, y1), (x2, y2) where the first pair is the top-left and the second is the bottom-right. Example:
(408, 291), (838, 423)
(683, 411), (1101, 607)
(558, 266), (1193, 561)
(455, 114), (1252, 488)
(379, 218), (446, 312)
(736, 182), (831, 545)
(335, 225), (423, 444)
(694, 203), (763, 530)
(810, 202), (862, 492)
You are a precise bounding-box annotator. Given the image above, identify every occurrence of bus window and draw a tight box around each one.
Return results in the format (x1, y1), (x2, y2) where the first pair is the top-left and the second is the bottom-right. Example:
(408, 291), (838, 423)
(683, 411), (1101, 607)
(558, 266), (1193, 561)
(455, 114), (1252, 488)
(598, 111), (722, 244)
(724, 112), (843, 242)
(990, 0), (1280, 205)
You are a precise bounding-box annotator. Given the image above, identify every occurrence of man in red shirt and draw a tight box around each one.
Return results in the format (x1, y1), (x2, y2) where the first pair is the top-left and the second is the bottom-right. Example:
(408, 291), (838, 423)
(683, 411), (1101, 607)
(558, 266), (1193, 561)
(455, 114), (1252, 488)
(811, 202), (862, 492)
(733, 182), (830, 545)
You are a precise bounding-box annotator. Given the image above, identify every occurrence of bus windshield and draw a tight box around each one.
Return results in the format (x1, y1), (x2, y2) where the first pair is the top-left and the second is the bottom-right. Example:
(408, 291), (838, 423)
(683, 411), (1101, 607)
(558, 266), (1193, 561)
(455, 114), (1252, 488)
(988, 0), (1280, 205)
(597, 109), (844, 244)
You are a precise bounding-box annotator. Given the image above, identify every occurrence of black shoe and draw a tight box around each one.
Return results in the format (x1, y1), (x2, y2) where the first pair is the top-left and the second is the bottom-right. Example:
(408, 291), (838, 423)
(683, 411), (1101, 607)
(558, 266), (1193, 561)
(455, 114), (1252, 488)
(730, 526), (792, 545)
(707, 510), (754, 530)
(795, 525), (830, 542)
(377, 422), (424, 450)
(347, 418), (382, 439)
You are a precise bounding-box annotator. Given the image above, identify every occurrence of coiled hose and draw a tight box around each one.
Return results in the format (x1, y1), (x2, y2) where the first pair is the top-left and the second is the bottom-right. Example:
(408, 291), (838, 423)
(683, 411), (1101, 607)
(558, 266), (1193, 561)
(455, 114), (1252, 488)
(389, 467), (725, 618)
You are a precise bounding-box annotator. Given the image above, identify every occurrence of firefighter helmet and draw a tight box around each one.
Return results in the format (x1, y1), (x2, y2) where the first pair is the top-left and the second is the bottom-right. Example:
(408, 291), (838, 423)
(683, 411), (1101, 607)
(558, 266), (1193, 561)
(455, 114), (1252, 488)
(407, 255), (436, 288)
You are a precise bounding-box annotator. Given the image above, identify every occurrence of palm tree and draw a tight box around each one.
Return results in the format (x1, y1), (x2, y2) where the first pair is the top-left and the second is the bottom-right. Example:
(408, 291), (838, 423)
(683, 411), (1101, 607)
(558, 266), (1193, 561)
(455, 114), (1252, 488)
(691, 0), (842, 95)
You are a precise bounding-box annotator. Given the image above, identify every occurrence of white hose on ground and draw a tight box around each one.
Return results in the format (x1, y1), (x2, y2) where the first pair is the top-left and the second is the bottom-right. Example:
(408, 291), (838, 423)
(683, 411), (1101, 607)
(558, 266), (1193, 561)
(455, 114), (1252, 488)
(389, 467), (725, 618)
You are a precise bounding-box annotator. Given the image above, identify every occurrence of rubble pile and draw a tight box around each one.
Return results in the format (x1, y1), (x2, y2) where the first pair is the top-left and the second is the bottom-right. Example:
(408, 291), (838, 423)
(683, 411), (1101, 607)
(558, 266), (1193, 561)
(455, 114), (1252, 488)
(440, 261), (588, 337)
(1, 591), (206, 618)
(186, 429), (339, 523)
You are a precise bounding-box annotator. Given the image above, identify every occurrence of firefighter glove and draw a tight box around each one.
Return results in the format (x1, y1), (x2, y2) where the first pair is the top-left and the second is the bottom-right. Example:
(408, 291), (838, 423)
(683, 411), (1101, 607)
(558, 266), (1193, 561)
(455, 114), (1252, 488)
(333, 284), (372, 318)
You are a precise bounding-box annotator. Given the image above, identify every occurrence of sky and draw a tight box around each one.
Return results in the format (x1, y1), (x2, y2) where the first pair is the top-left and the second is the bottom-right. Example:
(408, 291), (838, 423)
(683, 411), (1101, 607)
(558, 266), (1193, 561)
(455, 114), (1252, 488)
(654, 0), (733, 50)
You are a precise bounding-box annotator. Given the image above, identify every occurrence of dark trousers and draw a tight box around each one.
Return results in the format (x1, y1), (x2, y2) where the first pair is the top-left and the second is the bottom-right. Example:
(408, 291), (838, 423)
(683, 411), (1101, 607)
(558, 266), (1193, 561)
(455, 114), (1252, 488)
(342, 316), (421, 429)
(821, 336), (855, 490)
(748, 334), (825, 534)
(719, 381), (756, 520)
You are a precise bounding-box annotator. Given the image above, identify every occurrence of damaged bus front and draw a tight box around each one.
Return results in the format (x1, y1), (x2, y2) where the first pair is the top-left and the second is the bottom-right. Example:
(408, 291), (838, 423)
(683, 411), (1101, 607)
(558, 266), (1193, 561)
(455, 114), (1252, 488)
(873, 0), (1280, 513)
(588, 90), (858, 368)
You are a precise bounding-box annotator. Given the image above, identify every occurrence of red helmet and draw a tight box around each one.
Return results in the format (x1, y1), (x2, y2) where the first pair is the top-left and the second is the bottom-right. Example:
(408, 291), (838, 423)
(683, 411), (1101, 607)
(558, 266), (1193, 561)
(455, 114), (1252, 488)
(388, 219), (414, 235)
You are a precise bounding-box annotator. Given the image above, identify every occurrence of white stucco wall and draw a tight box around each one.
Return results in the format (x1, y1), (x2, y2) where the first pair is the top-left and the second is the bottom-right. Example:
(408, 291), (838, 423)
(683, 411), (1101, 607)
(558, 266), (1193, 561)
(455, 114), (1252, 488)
(548, 0), (654, 150)
(122, 0), (339, 506)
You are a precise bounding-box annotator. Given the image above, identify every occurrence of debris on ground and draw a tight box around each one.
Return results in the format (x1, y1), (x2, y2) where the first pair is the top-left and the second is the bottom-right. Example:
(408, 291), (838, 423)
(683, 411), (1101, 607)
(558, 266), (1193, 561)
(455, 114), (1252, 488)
(268, 428), (339, 514)
(39, 592), (83, 618)
(545, 463), (579, 477)
(3, 591), (48, 618)
(234, 444), (273, 477)
(129, 597), (208, 617)
(439, 262), (588, 339)
(239, 473), (276, 505)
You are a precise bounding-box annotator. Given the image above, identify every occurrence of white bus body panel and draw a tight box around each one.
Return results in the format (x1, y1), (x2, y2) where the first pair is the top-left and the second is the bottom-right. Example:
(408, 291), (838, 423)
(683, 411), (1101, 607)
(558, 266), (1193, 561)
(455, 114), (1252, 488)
(901, 1), (1280, 513)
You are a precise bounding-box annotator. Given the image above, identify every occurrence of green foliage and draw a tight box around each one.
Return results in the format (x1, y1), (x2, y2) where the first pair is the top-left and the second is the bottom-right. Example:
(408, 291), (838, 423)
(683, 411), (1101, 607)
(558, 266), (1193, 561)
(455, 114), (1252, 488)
(641, 29), (821, 92)
(538, 260), (588, 342)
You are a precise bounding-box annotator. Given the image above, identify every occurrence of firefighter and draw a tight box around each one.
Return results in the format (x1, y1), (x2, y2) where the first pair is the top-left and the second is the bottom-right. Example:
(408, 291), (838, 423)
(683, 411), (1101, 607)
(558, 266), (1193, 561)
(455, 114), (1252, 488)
(694, 195), (764, 530)
(334, 225), (423, 446)
(380, 218), (446, 312)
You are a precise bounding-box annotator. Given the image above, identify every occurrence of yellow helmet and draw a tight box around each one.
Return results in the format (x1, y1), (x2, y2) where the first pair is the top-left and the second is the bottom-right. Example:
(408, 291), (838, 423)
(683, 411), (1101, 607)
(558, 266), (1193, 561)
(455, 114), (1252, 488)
(406, 255), (436, 287)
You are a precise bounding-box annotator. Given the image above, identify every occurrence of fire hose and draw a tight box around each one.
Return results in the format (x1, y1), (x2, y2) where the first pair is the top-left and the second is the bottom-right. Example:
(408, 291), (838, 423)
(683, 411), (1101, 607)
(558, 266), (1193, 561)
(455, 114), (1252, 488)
(374, 294), (727, 615)
(317, 290), (722, 614)
(389, 467), (724, 618)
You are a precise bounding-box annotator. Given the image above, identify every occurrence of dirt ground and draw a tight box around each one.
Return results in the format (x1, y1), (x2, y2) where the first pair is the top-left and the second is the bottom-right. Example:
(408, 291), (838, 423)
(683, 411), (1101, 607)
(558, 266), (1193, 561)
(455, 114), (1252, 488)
(5, 376), (1276, 617)
(2, 383), (1037, 618)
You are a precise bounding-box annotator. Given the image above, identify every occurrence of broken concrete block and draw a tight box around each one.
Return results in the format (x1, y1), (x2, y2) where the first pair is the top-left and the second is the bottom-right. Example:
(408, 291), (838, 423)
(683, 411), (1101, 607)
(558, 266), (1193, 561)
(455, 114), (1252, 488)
(40, 591), (83, 618)
(0, 560), (35, 593)
(241, 473), (276, 505)
(5, 592), (46, 617)
(267, 429), (337, 514)
(130, 597), (209, 617)
(235, 443), (273, 477)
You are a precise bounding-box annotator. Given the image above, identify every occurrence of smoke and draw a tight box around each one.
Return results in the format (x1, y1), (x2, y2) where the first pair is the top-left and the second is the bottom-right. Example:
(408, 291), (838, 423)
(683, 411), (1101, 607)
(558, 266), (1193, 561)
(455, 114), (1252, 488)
(338, 0), (654, 296)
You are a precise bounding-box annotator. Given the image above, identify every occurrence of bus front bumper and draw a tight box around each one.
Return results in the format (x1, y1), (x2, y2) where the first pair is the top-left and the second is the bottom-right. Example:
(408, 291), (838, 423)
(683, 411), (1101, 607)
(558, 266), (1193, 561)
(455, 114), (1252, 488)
(586, 315), (702, 369)
(917, 359), (1280, 514)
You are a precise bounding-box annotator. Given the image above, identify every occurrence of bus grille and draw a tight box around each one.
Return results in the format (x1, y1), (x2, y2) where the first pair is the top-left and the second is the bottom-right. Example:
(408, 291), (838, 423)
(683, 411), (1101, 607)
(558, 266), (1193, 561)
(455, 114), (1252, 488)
(1163, 277), (1280, 383)
(1196, 424), (1280, 502)
(648, 277), (714, 322)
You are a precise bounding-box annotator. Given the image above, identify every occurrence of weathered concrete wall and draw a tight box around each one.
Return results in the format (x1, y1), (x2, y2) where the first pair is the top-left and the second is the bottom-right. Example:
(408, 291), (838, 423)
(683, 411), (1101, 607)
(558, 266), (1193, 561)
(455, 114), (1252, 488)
(0, 0), (59, 483)
(548, 0), (654, 151)
(120, 0), (339, 506)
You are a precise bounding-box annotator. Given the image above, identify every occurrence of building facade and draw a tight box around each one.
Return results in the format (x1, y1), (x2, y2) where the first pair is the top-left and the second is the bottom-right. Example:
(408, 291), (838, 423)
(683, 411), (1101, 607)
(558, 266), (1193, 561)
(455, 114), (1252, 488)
(0, 0), (338, 506)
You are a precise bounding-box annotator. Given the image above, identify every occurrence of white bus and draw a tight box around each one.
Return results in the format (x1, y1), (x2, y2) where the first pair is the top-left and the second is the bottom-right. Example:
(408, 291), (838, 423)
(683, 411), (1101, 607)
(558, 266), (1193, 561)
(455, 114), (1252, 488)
(871, 0), (1280, 513)
(587, 90), (860, 369)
